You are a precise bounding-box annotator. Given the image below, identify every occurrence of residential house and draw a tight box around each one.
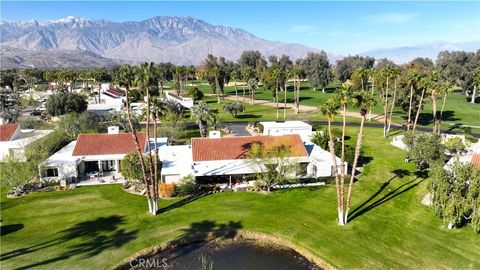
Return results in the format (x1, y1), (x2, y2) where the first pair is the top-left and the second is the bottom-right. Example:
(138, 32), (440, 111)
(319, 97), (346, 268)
(0, 123), (54, 161)
(40, 128), (148, 183)
(191, 134), (345, 184)
(165, 91), (194, 109)
(260, 121), (313, 139)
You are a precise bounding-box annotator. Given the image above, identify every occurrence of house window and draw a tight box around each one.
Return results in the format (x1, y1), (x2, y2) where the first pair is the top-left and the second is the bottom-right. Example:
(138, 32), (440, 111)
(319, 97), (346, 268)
(44, 168), (59, 177)
(296, 162), (308, 176)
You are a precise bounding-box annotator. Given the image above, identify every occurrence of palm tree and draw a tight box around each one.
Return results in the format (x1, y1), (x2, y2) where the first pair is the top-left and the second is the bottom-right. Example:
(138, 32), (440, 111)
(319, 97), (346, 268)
(114, 64), (153, 214)
(191, 102), (216, 137)
(135, 62), (160, 215)
(231, 68), (240, 101)
(472, 67), (480, 104)
(405, 71), (419, 131)
(290, 67), (302, 114)
(412, 75), (427, 132)
(319, 99), (342, 224)
(381, 66), (395, 137)
(437, 80), (452, 135)
(247, 78), (258, 105)
(334, 83), (352, 225)
(386, 68), (400, 136)
(424, 71), (441, 134)
(344, 91), (376, 224)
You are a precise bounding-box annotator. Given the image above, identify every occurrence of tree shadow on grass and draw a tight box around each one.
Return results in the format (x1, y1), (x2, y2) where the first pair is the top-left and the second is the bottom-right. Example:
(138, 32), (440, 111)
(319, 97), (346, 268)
(1, 215), (137, 270)
(348, 169), (428, 222)
(157, 193), (209, 214)
(0, 224), (24, 236)
(236, 114), (261, 119)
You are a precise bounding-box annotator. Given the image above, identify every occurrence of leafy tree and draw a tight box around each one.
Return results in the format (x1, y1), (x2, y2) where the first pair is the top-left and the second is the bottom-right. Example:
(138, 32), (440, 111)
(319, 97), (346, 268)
(336, 55), (375, 82)
(429, 161), (480, 232)
(436, 50), (480, 101)
(121, 152), (152, 181)
(247, 137), (299, 192)
(45, 92), (87, 116)
(403, 132), (445, 170)
(186, 87), (204, 100)
(0, 88), (20, 123)
(59, 112), (102, 140)
(238, 50), (267, 75)
(223, 101), (244, 118)
(0, 156), (38, 189)
(302, 51), (332, 92)
(174, 175), (199, 197)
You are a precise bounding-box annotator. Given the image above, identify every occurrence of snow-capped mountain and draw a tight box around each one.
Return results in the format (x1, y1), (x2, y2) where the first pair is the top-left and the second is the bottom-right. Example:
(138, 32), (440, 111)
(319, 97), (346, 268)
(0, 16), (322, 67)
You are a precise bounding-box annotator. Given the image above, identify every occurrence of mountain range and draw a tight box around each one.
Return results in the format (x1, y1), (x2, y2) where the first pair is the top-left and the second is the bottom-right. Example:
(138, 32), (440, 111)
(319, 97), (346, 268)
(361, 41), (480, 64)
(0, 16), (325, 68)
(0, 16), (478, 68)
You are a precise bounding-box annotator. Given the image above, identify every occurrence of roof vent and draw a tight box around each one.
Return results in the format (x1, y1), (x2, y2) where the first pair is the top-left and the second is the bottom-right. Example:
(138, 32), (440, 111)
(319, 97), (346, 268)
(209, 130), (221, 138)
(108, 126), (120, 134)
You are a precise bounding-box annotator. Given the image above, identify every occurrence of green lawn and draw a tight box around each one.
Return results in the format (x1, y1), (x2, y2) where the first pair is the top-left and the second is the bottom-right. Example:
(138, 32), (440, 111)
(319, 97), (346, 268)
(180, 81), (480, 131)
(1, 127), (479, 269)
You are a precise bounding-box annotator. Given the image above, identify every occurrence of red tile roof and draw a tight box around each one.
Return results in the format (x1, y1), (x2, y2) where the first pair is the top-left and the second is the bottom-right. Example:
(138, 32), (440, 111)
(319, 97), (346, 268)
(72, 132), (146, 156)
(192, 134), (308, 162)
(472, 153), (480, 166)
(0, 124), (20, 141)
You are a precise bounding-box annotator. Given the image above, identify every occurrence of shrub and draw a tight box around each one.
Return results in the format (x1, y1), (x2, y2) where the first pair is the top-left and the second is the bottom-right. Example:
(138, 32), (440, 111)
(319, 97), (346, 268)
(160, 183), (176, 198)
(403, 132), (445, 170)
(186, 87), (204, 100)
(174, 175), (198, 197)
(19, 116), (44, 129)
(223, 101), (244, 118)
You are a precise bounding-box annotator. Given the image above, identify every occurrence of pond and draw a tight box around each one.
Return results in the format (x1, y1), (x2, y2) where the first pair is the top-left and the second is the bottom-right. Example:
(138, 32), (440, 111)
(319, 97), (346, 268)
(126, 239), (321, 270)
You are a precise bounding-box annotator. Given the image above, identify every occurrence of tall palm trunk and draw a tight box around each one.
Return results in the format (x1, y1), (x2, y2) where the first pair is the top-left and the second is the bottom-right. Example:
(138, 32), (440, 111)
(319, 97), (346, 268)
(339, 103), (347, 225)
(199, 120), (207, 137)
(125, 84), (152, 213)
(431, 91), (437, 134)
(153, 112), (161, 213)
(383, 78), (389, 138)
(345, 114), (365, 224)
(215, 77), (220, 103)
(234, 82), (238, 101)
(145, 89), (157, 215)
(368, 78), (375, 121)
(160, 81), (164, 96)
(471, 85), (477, 104)
(296, 77), (300, 114)
(413, 87), (426, 132)
(284, 84), (287, 119)
(327, 119), (342, 224)
(386, 78), (397, 136)
(438, 93), (448, 135)
(407, 84), (414, 131)
(276, 82), (279, 119)
(98, 83), (102, 104)
(242, 85), (246, 103)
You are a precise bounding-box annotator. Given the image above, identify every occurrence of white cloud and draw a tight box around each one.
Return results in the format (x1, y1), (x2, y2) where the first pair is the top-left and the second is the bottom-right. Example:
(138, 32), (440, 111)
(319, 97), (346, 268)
(366, 12), (417, 24)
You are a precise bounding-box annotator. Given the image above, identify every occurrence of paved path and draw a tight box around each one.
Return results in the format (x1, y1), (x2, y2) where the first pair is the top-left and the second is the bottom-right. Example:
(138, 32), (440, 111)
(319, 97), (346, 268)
(224, 122), (252, 136)
(207, 94), (387, 123)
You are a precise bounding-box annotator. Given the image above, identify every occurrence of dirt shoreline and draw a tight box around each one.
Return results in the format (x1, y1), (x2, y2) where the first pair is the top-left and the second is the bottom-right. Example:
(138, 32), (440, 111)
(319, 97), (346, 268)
(114, 230), (335, 270)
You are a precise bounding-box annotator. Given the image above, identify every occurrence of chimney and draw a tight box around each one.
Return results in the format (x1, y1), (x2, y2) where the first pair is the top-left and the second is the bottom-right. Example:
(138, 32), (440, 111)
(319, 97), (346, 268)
(209, 130), (221, 138)
(108, 126), (120, 134)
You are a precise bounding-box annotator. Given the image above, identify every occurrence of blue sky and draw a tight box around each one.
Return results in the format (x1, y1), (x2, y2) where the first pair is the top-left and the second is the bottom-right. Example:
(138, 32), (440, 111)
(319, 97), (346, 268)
(1, 1), (479, 55)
